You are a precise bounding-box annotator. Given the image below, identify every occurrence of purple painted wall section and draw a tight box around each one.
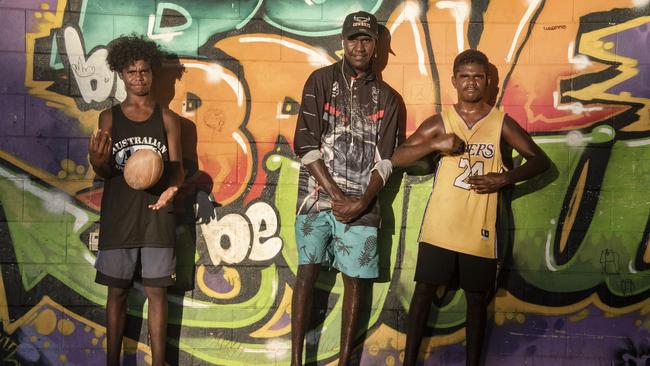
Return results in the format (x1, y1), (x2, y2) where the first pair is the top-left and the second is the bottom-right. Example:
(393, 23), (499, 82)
(606, 24), (650, 98)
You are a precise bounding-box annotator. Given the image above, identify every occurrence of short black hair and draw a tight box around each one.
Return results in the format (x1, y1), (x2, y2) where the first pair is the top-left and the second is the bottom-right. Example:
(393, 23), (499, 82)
(106, 35), (163, 72)
(453, 49), (489, 75)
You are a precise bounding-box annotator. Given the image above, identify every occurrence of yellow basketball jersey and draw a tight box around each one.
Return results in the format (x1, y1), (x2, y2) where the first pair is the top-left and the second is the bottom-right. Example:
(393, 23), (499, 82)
(419, 106), (505, 258)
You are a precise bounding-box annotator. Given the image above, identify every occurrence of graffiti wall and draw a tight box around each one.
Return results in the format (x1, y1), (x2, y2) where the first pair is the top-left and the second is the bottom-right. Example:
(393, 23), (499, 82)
(1, 0), (649, 364)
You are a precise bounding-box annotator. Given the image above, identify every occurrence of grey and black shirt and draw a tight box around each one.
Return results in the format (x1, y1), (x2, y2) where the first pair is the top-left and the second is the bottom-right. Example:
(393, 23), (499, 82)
(293, 60), (400, 227)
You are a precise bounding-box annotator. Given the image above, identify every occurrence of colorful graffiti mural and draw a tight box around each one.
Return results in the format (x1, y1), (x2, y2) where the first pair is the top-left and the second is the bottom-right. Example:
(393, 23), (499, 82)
(1, 0), (649, 364)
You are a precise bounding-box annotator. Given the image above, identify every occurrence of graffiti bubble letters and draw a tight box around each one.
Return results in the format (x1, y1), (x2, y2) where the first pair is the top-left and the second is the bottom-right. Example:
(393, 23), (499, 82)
(147, 3), (193, 42)
(200, 199), (283, 266)
(63, 27), (125, 105)
(63, 27), (112, 103)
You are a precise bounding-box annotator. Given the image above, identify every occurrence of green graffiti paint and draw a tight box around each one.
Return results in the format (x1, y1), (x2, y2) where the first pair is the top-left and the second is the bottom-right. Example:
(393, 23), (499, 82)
(263, 0), (383, 37)
(267, 154), (300, 273)
(77, 0), (262, 57)
(0, 175), (105, 304)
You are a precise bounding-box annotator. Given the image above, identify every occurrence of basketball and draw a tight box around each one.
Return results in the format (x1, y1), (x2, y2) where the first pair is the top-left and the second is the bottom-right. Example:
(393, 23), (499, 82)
(123, 149), (164, 190)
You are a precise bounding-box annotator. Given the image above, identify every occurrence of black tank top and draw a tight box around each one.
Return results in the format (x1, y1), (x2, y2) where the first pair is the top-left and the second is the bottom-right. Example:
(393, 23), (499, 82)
(98, 104), (176, 250)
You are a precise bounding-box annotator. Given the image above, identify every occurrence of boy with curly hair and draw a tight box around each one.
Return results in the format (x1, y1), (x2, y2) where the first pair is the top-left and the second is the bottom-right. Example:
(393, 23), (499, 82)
(88, 35), (183, 366)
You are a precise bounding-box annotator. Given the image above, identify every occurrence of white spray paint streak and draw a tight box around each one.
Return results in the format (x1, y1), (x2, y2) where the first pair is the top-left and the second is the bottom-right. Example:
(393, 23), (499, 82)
(553, 91), (604, 114)
(545, 229), (558, 271)
(232, 131), (248, 155)
(568, 41), (592, 71)
(264, 339), (289, 359)
(276, 102), (291, 119)
(147, 14), (183, 42)
(533, 133), (591, 145)
(0, 166), (89, 231)
(629, 260), (638, 274)
(389, 2), (428, 76)
(134, 283), (210, 308)
(83, 252), (95, 265)
(506, 0), (542, 63)
(239, 36), (331, 67)
(183, 62), (244, 107)
(436, 0), (469, 53)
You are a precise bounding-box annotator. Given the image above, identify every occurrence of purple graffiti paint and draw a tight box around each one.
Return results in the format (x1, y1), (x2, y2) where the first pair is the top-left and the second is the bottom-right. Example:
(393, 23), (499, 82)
(0, 8), (25, 52)
(604, 24), (650, 98)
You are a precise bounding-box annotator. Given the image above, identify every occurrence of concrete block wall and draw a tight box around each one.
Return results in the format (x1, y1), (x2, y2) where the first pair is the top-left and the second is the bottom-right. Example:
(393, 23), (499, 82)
(0, 0), (649, 365)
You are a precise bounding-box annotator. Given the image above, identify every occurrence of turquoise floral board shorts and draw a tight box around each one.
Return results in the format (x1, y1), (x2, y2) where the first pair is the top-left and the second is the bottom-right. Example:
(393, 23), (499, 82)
(295, 211), (378, 279)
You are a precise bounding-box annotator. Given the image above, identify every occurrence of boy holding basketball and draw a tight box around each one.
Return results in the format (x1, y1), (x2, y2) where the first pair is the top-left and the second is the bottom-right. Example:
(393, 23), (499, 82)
(87, 35), (183, 366)
(390, 49), (550, 366)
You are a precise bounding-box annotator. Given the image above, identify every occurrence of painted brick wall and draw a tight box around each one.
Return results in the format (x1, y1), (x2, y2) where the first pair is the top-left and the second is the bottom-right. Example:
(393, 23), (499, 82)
(1, 0), (649, 365)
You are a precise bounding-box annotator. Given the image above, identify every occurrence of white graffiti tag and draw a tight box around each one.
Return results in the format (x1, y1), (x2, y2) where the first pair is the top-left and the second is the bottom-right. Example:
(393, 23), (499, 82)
(197, 193), (282, 266)
(63, 27), (125, 104)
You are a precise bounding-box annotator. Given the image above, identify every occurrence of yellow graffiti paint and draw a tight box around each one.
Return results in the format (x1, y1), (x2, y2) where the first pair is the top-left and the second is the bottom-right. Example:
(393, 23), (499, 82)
(57, 318), (75, 336)
(123, 337), (139, 354)
(386, 354), (396, 366)
(1, 296), (155, 361)
(494, 290), (650, 319)
(575, 16), (650, 132)
(558, 161), (589, 253)
(33, 309), (57, 336)
(569, 309), (590, 322)
(196, 265), (242, 300)
(22, 0), (97, 195)
(0, 271), (7, 326)
(250, 284), (292, 338)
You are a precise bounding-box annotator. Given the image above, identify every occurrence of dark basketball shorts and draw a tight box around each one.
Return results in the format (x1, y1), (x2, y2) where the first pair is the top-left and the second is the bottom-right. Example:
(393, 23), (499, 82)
(414, 242), (497, 292)
(94, 247), (176, 288)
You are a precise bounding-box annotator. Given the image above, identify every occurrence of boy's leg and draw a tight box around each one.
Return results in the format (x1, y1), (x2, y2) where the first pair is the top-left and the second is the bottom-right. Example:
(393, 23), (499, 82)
(338, 274), (363, 366)
(106, 287), (129, 366)
(459, 253), (497, 366)
(141, 247), (176, 366)
(404, 243), (458, 366)
(465, 290), (490, 366)
(291, 263), (321, 366)
(292, 213), (332, 366)
(95, 249), (139, 366)
(328, 214), (378, 365)
(143, 286), (168, 366)
(403, 282), (438, 366)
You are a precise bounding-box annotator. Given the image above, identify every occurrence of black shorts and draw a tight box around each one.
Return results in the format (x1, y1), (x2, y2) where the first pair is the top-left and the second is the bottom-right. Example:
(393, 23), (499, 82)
(95, 247), (176, 288)
(414, 242), (497, 292)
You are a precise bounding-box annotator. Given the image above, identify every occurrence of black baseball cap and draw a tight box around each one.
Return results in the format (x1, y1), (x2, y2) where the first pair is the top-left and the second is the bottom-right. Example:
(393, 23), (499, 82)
(342, 11), (378, 39)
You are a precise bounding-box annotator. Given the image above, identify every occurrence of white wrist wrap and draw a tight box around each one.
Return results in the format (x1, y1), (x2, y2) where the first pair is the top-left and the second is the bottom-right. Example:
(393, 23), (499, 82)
(371, 159), (393, 185)
(300, 150), (322, 166)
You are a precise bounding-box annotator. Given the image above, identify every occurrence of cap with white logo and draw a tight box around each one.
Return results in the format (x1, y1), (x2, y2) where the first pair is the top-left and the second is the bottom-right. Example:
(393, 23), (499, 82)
(342, 11), (378, 39)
